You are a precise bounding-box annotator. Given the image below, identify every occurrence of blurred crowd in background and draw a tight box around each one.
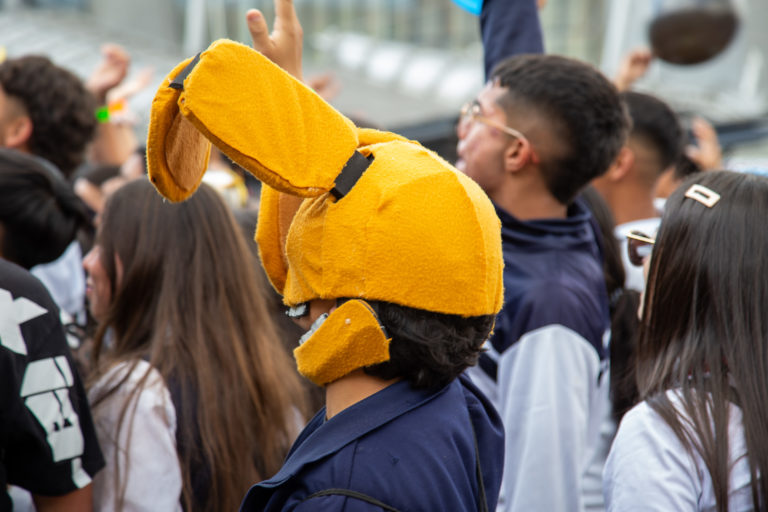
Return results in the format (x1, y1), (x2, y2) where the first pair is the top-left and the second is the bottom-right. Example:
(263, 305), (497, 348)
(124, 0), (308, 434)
(1, 0), (767, 510)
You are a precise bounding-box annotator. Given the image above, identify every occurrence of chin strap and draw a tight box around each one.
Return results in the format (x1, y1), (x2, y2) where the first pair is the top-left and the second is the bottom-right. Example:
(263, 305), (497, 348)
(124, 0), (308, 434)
(294, 300), (391, 387)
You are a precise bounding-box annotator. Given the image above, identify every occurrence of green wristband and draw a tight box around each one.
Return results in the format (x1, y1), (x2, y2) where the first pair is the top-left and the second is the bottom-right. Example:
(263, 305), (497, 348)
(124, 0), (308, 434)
(95, 105), (110, 123)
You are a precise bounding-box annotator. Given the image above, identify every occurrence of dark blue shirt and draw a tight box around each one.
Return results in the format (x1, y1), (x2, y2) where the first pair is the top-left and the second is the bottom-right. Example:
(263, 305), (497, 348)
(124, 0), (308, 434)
(489, 199), (608, 367)
(240, 374), (504, 511)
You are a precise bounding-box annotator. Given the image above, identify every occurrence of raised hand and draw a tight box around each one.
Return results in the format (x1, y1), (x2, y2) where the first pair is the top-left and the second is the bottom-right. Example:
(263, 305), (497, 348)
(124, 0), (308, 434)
(306, 72), (341, 101)
(107, 66), (154, 107)
(245, 0), (303, 80)
(86, 44), (130, 104)
(686, 117), (722, 171)
(614, 47), (653, 92)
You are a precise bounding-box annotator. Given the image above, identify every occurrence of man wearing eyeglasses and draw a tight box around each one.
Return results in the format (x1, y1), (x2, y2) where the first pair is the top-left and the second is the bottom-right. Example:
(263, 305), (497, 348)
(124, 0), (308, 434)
(459, 55), (630, 512)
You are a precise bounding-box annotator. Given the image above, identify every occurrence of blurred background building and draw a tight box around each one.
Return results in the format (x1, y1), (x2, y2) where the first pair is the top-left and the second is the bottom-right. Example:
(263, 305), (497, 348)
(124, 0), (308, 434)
(1, 0), (767, 161)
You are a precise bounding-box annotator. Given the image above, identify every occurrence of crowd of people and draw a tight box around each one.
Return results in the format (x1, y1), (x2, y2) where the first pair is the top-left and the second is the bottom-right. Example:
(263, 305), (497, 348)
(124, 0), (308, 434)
(0, 0), (766, 510)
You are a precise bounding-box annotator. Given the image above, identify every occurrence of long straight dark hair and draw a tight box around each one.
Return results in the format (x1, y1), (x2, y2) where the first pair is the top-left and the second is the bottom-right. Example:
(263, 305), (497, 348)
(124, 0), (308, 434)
(637, 171), (768, 511)
(88, 179), (308, 511)
(579, 186), (641, 423)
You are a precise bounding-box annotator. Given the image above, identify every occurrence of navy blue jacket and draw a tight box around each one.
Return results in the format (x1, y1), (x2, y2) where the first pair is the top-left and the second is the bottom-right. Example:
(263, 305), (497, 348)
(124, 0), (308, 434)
(469, 200), (610, 511)
(488, 200), (608, 365)
(240, 375), (504, 511)
(481, 0), (544, 79)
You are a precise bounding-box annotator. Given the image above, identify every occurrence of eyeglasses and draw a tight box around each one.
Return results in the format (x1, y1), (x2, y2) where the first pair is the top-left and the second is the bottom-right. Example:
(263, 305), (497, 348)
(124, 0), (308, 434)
(459, 100), (527, 140)
(626, 231), (655, 267)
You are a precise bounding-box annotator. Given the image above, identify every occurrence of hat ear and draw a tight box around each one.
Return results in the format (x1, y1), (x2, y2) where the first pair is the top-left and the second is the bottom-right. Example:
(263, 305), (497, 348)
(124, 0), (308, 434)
(355, 127), (411, 147)
(146, 56), (212, 202)
(149, 39), (361, 199)
(256, 184), (304, 295)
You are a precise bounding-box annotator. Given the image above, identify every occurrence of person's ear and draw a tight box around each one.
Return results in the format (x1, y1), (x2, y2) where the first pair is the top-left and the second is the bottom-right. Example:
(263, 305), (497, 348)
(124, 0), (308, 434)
(607, 146), (635, 181)
(503, 137), (537, 173)
(1, 115), (32, 149)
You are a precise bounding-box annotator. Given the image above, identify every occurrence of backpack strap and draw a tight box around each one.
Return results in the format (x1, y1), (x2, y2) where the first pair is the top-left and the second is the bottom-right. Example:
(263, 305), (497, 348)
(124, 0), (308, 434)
(302, 488), (400, 511)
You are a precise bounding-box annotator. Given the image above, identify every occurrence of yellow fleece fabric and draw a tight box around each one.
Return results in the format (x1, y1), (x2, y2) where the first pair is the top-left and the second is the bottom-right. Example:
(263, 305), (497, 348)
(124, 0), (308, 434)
(146, 57), (212, 202)
(146, 39), (504, 384)
(256, 185), (303, 294)
(274, 139), (503, 316)
(294, 300), (391, 386)
(149, 39), (359, 200)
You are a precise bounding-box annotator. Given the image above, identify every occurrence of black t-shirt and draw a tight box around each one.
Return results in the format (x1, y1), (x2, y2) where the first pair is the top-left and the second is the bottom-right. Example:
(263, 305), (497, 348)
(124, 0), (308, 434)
(0, 259), (104, 510)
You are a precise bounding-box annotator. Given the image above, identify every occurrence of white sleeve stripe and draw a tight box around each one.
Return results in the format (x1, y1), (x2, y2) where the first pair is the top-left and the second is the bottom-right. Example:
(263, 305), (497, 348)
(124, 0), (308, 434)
(21, 357), (73, 397)
(495, 324), (607, 512)
(71, 457), (93, 488)
(0, 289), (48, 356)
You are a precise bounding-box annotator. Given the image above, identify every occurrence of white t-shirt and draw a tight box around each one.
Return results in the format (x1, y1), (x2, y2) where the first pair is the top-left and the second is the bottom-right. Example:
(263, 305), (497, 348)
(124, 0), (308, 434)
(603, 391), (755, 511)
(613, 218), (661, 293)
(89, 360), (183, 512)
(31, 241), (87, 323)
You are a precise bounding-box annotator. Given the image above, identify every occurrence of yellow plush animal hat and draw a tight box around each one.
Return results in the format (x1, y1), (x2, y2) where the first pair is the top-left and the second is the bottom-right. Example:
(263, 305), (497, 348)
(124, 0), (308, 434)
(147, 39), (503, 386)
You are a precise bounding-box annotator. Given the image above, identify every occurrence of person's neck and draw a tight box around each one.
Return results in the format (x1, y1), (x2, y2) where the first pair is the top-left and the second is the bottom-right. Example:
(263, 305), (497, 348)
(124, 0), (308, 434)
(492, 178), (567, 221)
(324, 369), (400, 420)
(608, 185), (659, 226)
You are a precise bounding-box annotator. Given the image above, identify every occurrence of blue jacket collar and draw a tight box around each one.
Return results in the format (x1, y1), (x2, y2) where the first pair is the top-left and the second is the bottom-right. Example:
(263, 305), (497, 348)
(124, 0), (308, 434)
(258, 379), (449, 489)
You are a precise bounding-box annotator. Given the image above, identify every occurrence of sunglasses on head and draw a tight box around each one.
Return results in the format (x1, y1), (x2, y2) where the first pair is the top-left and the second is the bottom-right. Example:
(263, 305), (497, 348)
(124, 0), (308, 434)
(626, 231), (655, 267)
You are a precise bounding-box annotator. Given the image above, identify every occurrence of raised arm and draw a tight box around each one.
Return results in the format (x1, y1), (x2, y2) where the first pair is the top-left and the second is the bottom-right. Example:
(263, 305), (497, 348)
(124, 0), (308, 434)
(85, 44), (138, 166)
(481, 0), (544, 80)
(685, 117), (722, 171)
(245, 0), (304, 80)
(613, 47), (653, 92)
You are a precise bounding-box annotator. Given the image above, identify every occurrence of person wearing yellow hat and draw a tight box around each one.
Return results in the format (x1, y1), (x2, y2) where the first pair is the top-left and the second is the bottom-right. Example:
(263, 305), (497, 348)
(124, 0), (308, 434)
(144, 1), (506, 510)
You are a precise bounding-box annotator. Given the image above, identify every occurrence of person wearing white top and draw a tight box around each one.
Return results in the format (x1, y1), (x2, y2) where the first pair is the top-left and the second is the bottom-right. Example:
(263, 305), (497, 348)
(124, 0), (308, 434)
(85, 181), (308, 511)
(602, 172), (767, 511)
(90, 360), (182, 512)
(32, 240), (88, 324)
(604, 392), (753, 511)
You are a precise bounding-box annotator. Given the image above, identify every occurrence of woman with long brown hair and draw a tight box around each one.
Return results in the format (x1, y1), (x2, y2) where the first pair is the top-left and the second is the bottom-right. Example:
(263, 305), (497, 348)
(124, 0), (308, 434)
(84, 179), (307, 511)
(603, 171), (767, 511)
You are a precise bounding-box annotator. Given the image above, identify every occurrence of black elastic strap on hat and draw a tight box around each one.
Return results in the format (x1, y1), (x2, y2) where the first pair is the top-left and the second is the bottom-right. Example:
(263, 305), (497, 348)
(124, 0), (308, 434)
(330, 151), (373, 200)
(169, 52), (202, 91)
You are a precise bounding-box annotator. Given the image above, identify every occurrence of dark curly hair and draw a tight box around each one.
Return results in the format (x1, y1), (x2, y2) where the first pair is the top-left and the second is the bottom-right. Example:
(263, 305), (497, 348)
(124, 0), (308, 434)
(491, 55), (630, 205)
(0, 55), (96, 177)
(363, 301), (496, 390)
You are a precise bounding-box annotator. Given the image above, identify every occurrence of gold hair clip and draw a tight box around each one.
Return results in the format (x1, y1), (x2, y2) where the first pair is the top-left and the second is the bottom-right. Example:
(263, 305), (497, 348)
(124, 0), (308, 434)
(684, 184), (721, 208)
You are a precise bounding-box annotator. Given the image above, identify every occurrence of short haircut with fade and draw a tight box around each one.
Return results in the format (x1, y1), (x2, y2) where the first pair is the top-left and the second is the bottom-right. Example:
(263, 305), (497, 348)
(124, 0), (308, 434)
(491, 55), (630, 205)
(621, 91), (683, 172)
